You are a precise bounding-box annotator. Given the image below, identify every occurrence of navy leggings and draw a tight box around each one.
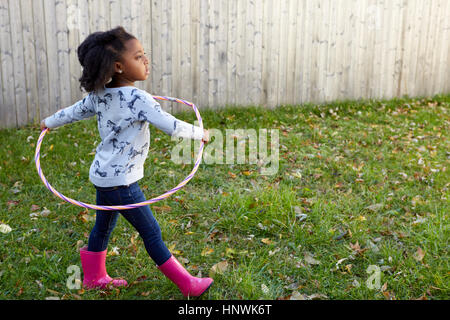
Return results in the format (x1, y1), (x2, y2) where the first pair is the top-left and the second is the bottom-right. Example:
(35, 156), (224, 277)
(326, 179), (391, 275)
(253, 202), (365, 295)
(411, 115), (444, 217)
(87, 182), (172, 266)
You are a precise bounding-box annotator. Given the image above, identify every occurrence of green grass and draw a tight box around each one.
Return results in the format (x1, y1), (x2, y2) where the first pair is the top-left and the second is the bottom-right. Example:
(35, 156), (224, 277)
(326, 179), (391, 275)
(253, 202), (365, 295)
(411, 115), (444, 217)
(0, 95), (449, 300)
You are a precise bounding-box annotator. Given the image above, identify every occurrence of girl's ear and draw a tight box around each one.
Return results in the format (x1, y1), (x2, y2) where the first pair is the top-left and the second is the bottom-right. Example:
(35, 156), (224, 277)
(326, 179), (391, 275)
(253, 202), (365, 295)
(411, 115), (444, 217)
(114, 62), (123, 74)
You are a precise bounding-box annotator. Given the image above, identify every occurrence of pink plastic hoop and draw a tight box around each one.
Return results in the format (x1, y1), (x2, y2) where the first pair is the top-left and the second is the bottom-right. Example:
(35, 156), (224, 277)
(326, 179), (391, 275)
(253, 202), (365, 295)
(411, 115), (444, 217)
(35, 95), (204, 211)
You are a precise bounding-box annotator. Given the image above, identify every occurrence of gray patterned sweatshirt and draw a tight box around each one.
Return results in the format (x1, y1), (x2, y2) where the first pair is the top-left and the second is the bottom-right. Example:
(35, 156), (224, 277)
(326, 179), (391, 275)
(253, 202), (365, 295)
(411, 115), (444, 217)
(44, 86), (204, 187)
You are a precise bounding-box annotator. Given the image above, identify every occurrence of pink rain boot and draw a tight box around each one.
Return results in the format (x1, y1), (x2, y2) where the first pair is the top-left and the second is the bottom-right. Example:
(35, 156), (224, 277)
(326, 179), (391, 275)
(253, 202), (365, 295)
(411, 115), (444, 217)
(79, 247), (127, 289)
(158, 256), (213, 297)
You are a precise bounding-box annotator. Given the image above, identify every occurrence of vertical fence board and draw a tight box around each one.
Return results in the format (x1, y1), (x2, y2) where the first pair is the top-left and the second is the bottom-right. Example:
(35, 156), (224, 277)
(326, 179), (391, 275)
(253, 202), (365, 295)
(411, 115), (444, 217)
(9, 0), (27, 126)
(235, 0), (246, 107)
(244, 0), (255, 106)
(162, 0), (173, 112)
(226, 0), (237, 106)
(424, 0), (439, 96)
(110, 0), (121, 29)
(442, 0), (450, 93)
(171, 0), (182, 111)
(190, 0), (200, 104)
(43, 0), (61, 115)
(253, 0), (263, 106)
(326, 0), (336, 101)
(20, 0), (39, 124)
(277, 0), (289, 105)
(216, 0), (228, 108)
(267, 0), (280, 108)
(179, 0), (192, 107)
(67, 0), (81, 102)
(0, 1), (16, 127)
(294, 0), (305, 104)
(142, 0), (152, 93)
(31, 0), (50, 123)
(334, 0), (345, 101)
(198, 0), (209, 109)
(56, 0), (72, 108)
(150, 0), (162, 97)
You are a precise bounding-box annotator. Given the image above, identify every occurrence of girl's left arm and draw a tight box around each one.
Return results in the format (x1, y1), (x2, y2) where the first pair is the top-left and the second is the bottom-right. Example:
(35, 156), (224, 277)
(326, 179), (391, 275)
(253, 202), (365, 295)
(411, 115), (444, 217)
(138, 96), (207, 141)
(43, 93), (96, 129)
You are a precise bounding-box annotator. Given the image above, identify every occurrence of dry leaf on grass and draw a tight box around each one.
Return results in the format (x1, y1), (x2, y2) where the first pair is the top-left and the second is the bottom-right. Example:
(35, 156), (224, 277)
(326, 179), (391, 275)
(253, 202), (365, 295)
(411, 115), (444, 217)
(0, 224), (12, 234)
(201, 247), (214, 256)
(365, 203), (384, 212)
(152, 205), (172, 213)
(304, 252), (321, 265)
(209, 260), (228, 277)
(287, 291), (328, 300)
(413, 247), (425, 262)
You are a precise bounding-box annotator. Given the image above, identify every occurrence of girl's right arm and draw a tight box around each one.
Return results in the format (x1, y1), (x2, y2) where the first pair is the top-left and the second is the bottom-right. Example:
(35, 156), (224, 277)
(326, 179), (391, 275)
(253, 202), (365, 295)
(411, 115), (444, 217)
(42, 93), (96, 129)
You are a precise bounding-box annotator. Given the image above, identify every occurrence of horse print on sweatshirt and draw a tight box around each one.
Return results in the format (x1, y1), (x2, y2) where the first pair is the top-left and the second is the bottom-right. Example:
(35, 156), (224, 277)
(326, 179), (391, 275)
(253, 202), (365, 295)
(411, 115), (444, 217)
(44, 86), (205, 187)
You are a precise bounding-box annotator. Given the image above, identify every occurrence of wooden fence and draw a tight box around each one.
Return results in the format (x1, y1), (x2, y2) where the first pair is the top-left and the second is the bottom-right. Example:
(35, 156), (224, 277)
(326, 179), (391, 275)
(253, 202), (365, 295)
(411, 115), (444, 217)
(0, 0), (449, 128)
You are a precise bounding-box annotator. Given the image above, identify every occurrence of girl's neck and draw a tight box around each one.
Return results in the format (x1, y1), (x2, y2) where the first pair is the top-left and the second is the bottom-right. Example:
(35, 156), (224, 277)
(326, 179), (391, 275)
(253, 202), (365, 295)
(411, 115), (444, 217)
(105, 78), (135, 88)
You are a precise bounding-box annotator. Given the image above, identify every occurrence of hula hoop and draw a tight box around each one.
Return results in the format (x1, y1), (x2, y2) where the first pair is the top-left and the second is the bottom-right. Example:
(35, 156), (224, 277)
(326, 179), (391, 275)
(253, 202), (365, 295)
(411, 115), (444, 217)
(34, 95), (204, 211)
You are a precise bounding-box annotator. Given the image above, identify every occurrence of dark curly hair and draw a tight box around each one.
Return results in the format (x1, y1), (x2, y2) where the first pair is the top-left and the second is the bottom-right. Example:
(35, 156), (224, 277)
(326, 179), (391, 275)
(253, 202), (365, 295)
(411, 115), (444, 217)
(77, 26), (135, 92)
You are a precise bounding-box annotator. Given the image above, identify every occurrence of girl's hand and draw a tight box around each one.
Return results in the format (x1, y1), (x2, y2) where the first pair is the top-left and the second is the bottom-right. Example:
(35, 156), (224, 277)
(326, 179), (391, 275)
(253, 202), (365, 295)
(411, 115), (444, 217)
(202, 129), (210, 143)
(40, 120), (49, 131)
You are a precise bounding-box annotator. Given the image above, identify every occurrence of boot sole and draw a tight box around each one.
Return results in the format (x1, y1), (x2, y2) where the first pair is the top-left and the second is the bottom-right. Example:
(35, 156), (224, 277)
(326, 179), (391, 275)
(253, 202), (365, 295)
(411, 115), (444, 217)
(189, 280), (213, 298)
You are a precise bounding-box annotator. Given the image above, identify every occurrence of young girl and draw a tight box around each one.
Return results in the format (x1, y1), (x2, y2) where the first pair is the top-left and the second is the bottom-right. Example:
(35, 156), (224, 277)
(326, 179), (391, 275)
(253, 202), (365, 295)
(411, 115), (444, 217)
(40, 26), (213, 297)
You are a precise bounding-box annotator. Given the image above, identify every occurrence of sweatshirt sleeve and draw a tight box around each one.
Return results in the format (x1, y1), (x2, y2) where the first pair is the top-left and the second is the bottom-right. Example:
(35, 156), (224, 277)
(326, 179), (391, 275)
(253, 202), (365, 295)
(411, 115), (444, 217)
(136, 94), (204, 141)
(44, 93), (96, 129)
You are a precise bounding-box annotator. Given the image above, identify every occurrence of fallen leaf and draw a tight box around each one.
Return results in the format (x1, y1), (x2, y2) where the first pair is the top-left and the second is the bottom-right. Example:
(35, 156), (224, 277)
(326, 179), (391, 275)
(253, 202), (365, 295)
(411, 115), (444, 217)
(47, 289), (61, 296)
(414, 294), (428, 300)
(349, 241), (361, 252)
(76, 240), (85, 251)
(0, 224), (12, 234)
(383, 290), (395, 300)
(291, 170), (302, 179)
(290, 291), (307, 300)
(261, 238), (273, 245)
(228, 171), (237, 179)
(152, 205), (172, 213)
(304, 251), (321, 265)
(225, 248), (236, 258)
(179, 257), (189, 265)
(349, 241), (368, 255)
(284, 282), (302, 290)
(413, 247), (425, 262)
(40, 208), (51, 217)
(308, 293), (328, 300)
(7, 200), (19, 209)
(209, 260), (228, 277)
(10, 181), (23, 194)
(108, 247), (120, 256)
(168, 243), (182, 255)
(365, 203), (384, 212)
(269, 248), (281, 256)
(201, 247), (214, 256)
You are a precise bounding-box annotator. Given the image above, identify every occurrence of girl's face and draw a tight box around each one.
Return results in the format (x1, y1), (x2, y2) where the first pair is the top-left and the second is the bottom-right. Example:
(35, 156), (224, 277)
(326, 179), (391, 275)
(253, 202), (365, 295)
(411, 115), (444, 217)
(115, 38), (149, 85)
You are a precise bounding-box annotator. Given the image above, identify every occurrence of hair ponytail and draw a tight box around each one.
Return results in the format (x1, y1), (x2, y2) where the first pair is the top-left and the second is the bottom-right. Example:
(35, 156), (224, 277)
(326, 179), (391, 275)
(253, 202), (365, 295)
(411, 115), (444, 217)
(77, 26), (135, 92)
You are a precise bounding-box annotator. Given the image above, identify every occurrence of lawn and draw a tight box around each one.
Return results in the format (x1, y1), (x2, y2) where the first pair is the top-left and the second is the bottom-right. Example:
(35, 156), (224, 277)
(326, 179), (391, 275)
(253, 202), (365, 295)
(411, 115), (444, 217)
(0, 95), (448, 300)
